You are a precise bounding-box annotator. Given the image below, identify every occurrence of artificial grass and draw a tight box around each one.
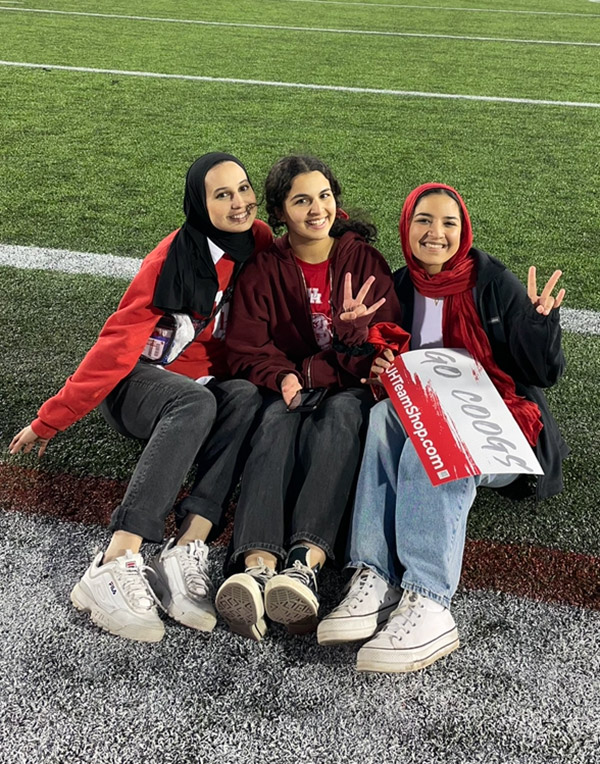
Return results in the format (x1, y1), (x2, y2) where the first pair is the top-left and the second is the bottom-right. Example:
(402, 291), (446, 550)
(1, 68), (599, 308)
(3, 11), (600, 103)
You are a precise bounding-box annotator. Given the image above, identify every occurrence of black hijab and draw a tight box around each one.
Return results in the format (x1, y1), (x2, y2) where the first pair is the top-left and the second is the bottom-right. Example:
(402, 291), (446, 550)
(153, 152), (256, 316)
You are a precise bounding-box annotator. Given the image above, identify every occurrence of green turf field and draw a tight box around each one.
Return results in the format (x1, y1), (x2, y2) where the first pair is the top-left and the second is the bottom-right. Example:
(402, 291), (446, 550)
(1, 0), (599, 554)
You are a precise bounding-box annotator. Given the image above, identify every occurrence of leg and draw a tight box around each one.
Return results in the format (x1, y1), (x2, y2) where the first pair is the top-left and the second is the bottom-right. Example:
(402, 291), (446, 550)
(229, 394), (302, 565)
(347, 398), (408, 586)
(101, 363), (219, 542)
(288, 388), (373, 558)
(176, 379), (262, 531)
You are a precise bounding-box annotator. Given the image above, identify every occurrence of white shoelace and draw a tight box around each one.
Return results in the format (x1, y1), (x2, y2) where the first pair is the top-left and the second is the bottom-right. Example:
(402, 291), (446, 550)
(115, 555), (161, 613)
(245, 557), (276, 591)
(382, 593), (422, 640)
(336, 569), (379, 611)
(178, 542), (212, 598)
(283, 560), (318, 590)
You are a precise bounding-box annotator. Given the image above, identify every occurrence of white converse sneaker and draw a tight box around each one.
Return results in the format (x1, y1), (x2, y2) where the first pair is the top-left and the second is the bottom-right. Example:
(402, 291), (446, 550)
(317, 568), (402, 645)
(215, 558), (276, 641)
(356, 590), (459, 673)
(70, 550), (164, 642)
(148, 538), (216, 633)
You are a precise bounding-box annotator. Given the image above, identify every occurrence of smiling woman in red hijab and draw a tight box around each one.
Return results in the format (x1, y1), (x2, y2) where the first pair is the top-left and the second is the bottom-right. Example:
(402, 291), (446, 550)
(317, 182), (568, 674)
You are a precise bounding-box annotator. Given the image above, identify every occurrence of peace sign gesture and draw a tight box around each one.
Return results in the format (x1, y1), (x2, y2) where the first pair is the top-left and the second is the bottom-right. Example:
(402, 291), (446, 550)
(527, 267), (565, 316)
(339, 273), (387, 322)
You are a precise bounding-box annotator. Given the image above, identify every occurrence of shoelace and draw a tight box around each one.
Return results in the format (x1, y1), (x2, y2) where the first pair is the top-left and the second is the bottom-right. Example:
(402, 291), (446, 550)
(382, 593), (422, 640)
(281, 560), (317, 590)
(245, 557), (276, 591)
(336, 569), (378, 611)
(178, 542), (212, 598)
(116, 557), (162, 613)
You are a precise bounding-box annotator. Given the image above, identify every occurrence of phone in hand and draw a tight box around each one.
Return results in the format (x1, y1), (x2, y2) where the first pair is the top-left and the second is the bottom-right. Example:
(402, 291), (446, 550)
(287, 387), (327, 413)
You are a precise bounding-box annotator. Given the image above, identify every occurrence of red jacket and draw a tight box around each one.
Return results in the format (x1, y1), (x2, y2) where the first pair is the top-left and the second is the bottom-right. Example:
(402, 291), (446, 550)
(32, 220), (272, 439)
(226, 231), (407, 391)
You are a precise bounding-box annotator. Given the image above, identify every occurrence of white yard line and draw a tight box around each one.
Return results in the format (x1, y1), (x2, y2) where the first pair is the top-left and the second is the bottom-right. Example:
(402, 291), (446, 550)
(281, 0), (600, 18)
(1, 243), (597, 335)
(1, 61), (599, 109)
(0, 7), (598, 47)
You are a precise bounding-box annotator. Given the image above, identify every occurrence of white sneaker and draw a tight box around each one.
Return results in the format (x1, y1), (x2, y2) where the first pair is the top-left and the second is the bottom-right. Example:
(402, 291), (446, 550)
(356, 590), (459, 673)
(148, 538), (216, 633)
(317, 568), (402, 645)
(215, 558), (276, 641)
(70, 550), (164, 642)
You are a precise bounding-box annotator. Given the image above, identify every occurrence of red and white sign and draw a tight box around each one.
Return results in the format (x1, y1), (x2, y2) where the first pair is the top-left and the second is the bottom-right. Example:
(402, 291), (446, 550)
(381, 348), (543, 486)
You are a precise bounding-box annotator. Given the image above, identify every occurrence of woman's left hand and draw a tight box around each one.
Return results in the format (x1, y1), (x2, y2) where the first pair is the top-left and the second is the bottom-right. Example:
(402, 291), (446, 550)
(528, 266), (565, 316)
(339, 273), (386, 322)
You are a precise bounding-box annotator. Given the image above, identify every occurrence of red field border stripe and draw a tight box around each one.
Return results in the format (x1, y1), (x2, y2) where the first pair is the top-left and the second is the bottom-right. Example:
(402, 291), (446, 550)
(1, 61), (600, 110)
(1, 463), (599, 610)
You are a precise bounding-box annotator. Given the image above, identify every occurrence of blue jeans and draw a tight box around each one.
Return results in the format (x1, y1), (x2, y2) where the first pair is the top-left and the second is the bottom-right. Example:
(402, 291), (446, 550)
(100, 363), (261, 542)
(348, 399), (516, 608)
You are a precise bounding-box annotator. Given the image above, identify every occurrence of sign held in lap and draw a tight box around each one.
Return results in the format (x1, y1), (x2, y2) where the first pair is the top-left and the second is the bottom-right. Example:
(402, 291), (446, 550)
(381, 349), (543, 486)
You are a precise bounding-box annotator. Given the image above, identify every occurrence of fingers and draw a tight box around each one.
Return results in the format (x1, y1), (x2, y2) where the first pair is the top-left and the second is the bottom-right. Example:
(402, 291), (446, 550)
(281, 373), (302, 406)
(540, 270), (563, 302)
(363, 297), (386, 316)
(343, 272), (353, 307)
(527, 266), (538, 303)
(354, 275), (376, 306)
(38, 440), (49, 458)
(382, 348), (395, 362)
(554, 287), (566, 309)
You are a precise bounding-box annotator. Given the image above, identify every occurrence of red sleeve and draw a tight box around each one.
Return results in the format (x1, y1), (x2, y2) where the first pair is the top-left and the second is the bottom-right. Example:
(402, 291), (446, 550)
(31, 237), (174, 438)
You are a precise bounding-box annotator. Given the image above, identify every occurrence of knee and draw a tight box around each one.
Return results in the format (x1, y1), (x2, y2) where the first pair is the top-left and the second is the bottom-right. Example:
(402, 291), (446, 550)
(172, 384), (218, 426)
(226, 380), (262, 412)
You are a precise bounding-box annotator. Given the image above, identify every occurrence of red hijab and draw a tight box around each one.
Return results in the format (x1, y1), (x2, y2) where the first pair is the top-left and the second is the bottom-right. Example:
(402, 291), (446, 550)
(399, 183), (542, 447)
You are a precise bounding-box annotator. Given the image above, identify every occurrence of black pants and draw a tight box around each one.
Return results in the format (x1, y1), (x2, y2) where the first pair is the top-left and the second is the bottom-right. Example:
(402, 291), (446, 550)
(100, 363), (261, 542)
(230, 388), (373, 566)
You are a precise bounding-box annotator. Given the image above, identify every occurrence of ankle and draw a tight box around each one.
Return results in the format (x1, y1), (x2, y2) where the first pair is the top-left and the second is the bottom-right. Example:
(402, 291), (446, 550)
(245, 551), (278, 570)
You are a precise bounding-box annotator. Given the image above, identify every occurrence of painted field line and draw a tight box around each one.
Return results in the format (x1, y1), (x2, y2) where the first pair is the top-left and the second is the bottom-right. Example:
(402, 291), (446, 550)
(282, 0), (600, 18)
(2, 61), (600, 109)
(1, 243), (598, 335)
(1, 7), (598, 48)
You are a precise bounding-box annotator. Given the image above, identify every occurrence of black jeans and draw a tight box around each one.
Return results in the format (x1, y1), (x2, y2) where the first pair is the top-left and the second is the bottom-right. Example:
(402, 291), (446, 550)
(100, 362), (261, 542)
(230, 388), (373, 566)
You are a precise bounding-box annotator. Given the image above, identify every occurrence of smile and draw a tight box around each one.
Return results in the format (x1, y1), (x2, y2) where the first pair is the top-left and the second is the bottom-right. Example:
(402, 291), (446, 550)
(306, 217), (329, 228)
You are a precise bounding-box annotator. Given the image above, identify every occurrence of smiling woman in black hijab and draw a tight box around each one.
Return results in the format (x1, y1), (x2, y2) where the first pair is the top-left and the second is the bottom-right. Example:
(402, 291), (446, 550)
(10, 152), (272, 644)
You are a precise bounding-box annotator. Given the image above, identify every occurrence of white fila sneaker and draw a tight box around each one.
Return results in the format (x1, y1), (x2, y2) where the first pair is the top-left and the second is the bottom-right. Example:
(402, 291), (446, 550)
(148, 538), (217, 633)
(70, 550), (164, 642)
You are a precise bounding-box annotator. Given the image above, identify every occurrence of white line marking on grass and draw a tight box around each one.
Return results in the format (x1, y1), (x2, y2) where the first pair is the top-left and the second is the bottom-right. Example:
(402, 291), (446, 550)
(282, 0), (600, 17)
(1, 243), (598, 335)
(2, 61), (600, 109)
(0, 8), (598, 47)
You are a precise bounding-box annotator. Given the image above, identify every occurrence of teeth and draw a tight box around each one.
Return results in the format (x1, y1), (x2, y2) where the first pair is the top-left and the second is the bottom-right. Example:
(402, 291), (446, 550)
(307, 217), (327, 226)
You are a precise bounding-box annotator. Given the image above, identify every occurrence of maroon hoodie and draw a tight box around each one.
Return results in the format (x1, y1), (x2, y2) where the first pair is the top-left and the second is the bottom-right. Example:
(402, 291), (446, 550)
(226, 230), (406, 391)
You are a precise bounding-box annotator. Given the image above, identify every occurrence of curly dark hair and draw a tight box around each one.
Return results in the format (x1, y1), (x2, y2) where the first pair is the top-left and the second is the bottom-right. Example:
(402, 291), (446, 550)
(264, 155), (377, 242)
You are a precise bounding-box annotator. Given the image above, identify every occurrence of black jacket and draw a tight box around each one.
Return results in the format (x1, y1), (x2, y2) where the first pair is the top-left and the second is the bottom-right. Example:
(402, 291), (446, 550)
(394, 248), (569, 500)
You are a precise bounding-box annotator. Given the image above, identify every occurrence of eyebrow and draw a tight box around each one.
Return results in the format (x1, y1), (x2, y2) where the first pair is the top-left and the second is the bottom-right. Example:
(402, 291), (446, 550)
(414, 212), (460, 220)
(290, 187), (331, 200)
(212, 178), (250, 194)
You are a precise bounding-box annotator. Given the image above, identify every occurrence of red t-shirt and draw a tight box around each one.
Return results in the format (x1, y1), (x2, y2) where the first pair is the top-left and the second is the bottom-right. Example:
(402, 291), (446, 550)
(296, 258), (333, 350)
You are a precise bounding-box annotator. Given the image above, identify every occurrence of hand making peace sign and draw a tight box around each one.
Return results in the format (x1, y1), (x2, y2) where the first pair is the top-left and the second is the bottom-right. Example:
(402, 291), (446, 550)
(528, 267), (565, 316)
(339, 273), (387, 322)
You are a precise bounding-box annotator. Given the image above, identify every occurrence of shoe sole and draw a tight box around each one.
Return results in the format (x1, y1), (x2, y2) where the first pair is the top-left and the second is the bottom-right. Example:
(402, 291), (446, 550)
(215, 577), (267, 641)
(317, 601), (400, 645)
(356, 633), (460, 673)
(70, 583), (165, 643)
(264, 578), (318, 625)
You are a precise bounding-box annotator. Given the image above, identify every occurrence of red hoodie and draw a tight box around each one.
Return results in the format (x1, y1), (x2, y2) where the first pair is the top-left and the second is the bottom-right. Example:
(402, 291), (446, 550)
(226, 231), (408, 391)
(32, 220), (272, 439)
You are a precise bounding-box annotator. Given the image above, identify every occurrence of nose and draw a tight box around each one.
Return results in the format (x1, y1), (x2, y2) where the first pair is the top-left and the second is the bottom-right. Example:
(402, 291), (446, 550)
(230, 192), (244, 208)
(308, 198), (323, 216)
(428, 219), (444, 238)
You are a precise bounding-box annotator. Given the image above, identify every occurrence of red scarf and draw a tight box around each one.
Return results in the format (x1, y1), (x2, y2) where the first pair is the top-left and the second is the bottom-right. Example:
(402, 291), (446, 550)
(399, 183), (542, 447)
